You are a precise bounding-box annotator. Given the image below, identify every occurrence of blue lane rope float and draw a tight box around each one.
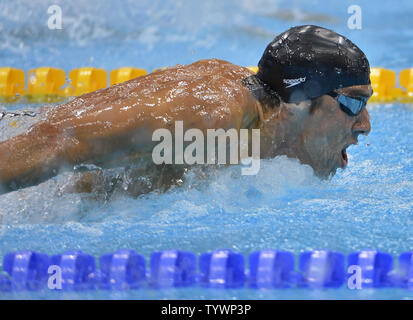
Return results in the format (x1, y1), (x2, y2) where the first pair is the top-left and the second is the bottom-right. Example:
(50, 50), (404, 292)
(299, 250), (345, 289)
(51, 250), (96, 291)
(399, 252), (413, 289)
(150, 250), (196, 289)
(249, 250), (296, 289)
(347, 251), (394, 288)
(1, 249), (413, 291)
(199, 250), (245, 289)
(2, 251), (50, 291)
(100, 249), (146, 290)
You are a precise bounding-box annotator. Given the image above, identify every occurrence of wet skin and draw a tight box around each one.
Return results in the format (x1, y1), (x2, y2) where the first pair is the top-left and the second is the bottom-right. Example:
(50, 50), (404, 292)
(0, 59), (372, 191)
(260, 84), (372, 178)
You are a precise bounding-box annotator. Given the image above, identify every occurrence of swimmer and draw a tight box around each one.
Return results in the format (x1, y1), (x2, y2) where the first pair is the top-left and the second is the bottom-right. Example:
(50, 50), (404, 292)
(0, 25), (372, 195)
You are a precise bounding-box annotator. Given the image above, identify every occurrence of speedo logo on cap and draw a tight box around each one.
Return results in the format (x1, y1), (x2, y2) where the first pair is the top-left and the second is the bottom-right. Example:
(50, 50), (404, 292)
(283, 77), (306, 88)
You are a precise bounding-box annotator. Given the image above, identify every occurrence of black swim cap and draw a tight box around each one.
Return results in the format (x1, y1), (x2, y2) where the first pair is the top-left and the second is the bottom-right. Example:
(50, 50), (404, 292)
(257, 25), (371, 103)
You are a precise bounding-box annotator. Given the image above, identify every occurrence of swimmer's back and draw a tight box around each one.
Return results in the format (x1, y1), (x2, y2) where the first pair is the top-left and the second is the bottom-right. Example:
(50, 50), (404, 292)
(48, 59), (259, 137)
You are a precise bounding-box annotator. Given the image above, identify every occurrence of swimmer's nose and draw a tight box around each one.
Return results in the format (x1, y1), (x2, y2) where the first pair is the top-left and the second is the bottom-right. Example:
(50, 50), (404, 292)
(352, 108), (371, 137)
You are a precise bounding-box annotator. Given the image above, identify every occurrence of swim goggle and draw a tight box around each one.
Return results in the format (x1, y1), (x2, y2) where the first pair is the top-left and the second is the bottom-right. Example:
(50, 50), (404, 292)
(327, 91), (369, 116)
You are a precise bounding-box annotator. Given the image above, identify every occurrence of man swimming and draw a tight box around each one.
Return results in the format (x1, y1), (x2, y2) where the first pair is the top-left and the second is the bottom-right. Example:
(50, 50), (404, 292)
(0, 25), (372, 195)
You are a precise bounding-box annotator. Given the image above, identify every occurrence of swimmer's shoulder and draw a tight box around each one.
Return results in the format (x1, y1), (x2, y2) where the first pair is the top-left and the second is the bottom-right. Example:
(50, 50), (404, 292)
(141, 59), (260, 130)
(194, 59), (262, 129)
(186, 58), (253, 79)
(187, 59), (260, 127)
(146, 58), (253, 84)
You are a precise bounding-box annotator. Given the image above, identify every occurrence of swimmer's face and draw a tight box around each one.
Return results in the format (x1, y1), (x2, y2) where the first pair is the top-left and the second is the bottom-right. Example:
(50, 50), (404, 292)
(288, 84), (372, 178)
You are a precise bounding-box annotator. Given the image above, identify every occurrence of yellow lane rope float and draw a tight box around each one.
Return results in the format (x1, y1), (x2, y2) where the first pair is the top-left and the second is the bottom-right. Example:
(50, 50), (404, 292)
(0, 66), (412, 103)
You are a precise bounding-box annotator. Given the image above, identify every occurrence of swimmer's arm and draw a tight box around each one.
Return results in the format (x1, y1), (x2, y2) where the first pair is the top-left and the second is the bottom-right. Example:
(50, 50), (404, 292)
(0, 63), (258, 189)
(0, 121), (66, 189)
(0, 99), (253, 190)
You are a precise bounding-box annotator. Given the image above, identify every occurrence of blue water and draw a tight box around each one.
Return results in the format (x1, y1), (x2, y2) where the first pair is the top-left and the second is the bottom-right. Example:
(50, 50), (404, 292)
(1, 0), (413, 299)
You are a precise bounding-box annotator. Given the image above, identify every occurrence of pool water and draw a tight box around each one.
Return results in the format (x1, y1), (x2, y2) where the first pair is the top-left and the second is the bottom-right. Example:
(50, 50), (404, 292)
(1, 0), (413, 299)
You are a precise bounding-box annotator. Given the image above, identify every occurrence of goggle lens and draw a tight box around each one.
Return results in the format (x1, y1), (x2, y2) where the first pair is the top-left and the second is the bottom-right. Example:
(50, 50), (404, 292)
(336, 94), (368, 116)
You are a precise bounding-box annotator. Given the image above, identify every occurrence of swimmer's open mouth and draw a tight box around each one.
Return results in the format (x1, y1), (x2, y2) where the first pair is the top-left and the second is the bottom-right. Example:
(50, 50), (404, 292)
(341, 148), (348, 169)
(341, 141), (358, 169)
